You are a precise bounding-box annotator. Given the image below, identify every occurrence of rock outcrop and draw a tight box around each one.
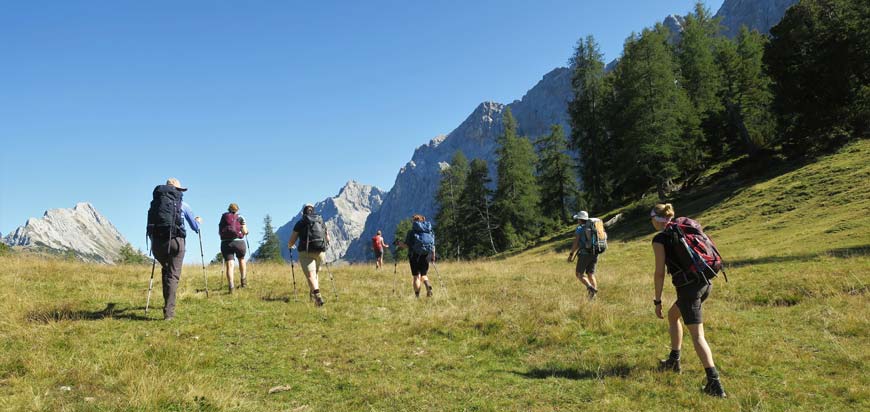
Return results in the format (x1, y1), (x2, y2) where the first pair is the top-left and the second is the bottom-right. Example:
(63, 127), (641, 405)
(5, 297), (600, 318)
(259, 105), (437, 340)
(3, 202), (129, 263)
(275, 181), (385, 262)
(715, 0), (799, 37)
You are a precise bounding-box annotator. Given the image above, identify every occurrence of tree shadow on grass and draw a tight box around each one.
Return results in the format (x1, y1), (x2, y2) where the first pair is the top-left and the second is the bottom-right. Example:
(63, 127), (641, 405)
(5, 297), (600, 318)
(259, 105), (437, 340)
(260, 295), (291, 303)
(25, 302), (153, 323)
(727, 245), (870, 268)
(513, 363), (635, 380)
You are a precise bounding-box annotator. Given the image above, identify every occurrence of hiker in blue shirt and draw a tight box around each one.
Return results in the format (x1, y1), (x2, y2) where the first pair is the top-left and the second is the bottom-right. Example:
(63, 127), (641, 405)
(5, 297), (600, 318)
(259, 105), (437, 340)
(567, 211), (600, 300)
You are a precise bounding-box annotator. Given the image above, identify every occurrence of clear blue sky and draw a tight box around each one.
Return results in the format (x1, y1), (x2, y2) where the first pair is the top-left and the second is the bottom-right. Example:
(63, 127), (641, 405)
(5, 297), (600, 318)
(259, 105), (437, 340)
(0, 0), (723, 262)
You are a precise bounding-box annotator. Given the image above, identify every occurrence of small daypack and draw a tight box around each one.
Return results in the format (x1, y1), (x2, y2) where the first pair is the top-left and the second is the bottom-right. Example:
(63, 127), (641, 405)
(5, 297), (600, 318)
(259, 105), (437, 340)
(372, 235), (383, 252)
(146, 185), (184, 240)
(410, 221), (435, 256)
(578, 218), (607, 254)
(300, 214), (327, 252)
(664, 217), (727, 286)
(218, 212), (243, 241)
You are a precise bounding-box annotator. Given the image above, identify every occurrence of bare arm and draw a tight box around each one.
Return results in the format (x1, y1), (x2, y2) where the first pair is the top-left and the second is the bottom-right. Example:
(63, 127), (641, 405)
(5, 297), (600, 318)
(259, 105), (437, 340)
(241, 224), (249, 237)
(653, 242), (667, 318)
(568, 234), (580, 261)
(288, 231), (298, 249)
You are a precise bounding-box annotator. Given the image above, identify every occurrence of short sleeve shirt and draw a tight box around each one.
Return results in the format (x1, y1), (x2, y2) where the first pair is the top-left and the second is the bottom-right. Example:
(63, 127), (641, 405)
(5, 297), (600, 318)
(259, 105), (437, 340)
(652, 231), (681, 275)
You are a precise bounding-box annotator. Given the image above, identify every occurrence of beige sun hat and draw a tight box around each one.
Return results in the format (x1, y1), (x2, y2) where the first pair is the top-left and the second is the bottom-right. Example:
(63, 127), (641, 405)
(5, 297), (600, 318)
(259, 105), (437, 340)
(166, 177), (188, 191)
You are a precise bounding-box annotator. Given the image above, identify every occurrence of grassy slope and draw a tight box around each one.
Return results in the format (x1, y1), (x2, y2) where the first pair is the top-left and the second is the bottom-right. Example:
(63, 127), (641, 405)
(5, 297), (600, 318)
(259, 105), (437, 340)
(1, 140), (868, 412)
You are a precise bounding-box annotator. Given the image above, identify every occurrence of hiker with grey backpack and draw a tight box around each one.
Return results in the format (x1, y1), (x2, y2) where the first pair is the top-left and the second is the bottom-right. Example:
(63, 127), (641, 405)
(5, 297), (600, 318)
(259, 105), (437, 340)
(396, 214), (435, 298)
(287, 204), (330, 307)
(650, 203), (727, 398)
(567, 211), (607, 300)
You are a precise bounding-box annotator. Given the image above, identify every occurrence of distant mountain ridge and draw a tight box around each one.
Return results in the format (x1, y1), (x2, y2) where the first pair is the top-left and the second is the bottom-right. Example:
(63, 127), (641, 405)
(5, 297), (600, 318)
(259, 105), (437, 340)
(3, 202), (128, 263)
(275, 181), (385, 262)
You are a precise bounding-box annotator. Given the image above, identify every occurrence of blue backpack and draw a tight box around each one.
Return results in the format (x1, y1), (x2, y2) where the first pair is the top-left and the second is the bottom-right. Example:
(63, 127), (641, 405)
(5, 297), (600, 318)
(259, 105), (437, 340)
(410, 221), (435, 256)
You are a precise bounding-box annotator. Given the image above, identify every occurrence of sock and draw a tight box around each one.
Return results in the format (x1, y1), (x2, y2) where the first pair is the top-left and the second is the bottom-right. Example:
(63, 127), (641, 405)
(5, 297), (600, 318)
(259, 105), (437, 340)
(669, 350), (681, 360)
(415, 291), (420, 297)
(705, 367), (719, 380)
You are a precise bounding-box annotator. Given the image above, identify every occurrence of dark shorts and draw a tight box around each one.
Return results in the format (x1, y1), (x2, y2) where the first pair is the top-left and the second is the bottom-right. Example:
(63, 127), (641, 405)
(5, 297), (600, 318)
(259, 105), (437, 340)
(408, 253), (429, 277)
(575, 253), (598, 275)
(675, 282), (712, 325)
(374, 249), (384, 259)
(221, 239), (246, 261)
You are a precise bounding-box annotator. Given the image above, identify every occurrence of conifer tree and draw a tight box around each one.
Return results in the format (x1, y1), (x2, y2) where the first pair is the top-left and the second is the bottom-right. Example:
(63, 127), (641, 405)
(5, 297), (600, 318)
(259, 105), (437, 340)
(255, 215), (283, 263)
(568, 34), (614, 208)
(765, 0), (869, 155)
(493, 108), (541, 249)
(716, 26), (775, 157)
(535, 124), (578, 227)
(678, 2), (725, 156)
(458, 159), (498, 257)
(394, 218), (412, 261)
(609, 26), (702, 200)
(435, 150), (469, 259)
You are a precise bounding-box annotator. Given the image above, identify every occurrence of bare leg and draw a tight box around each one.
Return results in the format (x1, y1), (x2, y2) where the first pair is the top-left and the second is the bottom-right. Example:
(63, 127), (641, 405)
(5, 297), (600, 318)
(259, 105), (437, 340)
(576, 273), (593, 288)
(687, 323), (715, 368)
(239, 258), (247, 286)
(412, 275), (422, 296)
(588, 274), (598, 290)
(225, 258), (235, 290)
(668, 303), (683, 351)
(306, 271), (320, 292)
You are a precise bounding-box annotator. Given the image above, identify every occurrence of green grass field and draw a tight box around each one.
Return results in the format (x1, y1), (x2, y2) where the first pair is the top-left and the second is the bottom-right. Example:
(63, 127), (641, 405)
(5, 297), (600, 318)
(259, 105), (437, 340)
(1, 140), (868, 411)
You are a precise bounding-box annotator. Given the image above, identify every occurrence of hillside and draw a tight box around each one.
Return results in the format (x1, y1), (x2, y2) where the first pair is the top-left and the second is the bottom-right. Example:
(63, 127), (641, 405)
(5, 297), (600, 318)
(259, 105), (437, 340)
(0, 141), (867, 411)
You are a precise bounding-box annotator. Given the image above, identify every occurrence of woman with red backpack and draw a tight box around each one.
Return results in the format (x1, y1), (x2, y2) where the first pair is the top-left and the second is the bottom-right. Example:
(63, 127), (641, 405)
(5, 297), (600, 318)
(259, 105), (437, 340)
(650, 203), (726, 398)
(219, 203), (249, 293)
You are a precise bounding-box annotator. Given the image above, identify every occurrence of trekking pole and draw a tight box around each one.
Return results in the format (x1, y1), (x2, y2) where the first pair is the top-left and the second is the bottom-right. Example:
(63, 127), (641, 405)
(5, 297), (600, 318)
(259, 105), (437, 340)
(245, 236), (253, 282)
(431, 257), (448, 298)
(324, 243), (339, 301)
(391, 245), (399, 296)
(145, 257), (156, 315)
(198, 231), (209, 297)
(145, 259), (156, 314)
(290, 248), (298, 302)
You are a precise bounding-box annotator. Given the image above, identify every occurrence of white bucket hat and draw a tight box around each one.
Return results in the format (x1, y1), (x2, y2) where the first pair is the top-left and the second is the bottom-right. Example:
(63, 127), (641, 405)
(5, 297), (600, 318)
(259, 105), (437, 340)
(573, 211), (589, 221)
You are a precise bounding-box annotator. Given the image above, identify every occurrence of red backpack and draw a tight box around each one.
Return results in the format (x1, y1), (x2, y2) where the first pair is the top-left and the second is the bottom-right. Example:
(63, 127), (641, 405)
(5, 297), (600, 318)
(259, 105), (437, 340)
(664, 217), (728, 285)
(372, 235), (383, 251)
(218, 212), (243, 240)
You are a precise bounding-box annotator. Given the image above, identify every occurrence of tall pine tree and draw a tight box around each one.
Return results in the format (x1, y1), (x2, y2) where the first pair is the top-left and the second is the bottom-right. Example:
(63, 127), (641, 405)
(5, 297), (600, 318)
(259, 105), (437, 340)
(255, 215), (283, 263)
(535, 124), (578, 227)
(458, 159), (498, 257)
(568, 35), (614, 209)
(609, 26), (702, 200)
(678, 2), (725, 157)
(715, 26), (775, 157)
(435, 151), (470, 259)
(493, 108), (540, 249)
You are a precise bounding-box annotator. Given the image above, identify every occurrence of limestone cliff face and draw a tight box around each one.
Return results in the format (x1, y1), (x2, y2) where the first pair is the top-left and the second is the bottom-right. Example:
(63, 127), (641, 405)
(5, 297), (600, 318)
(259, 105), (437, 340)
(274, 181), (385, 262)
(715, 0), (798, 37)
(4, 202), (128, 263)
(344, 68), (572, 261)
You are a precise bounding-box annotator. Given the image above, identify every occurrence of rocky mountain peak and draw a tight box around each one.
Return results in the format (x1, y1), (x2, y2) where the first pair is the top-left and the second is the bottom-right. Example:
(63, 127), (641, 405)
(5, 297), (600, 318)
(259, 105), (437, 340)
(274, 182), (385, 262)
(4, 202), (128, 263)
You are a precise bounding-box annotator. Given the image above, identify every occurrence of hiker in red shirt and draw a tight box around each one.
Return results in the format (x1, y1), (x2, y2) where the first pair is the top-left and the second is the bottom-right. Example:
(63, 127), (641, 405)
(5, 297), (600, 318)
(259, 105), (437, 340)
(372, 230), (389, 269)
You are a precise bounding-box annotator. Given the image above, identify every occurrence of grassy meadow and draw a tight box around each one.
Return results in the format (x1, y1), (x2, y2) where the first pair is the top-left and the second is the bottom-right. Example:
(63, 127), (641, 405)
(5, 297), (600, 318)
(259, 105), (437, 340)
(1, 140), (868, 411)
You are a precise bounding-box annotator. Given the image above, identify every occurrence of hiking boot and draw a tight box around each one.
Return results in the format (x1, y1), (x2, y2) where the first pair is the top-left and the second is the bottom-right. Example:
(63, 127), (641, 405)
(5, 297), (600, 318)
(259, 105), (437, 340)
(313, 293), (325, 307)
(703, 378), (727, 398)
(658, 357), (681, 373)
(426, 286), (433, 297)
(586, 286), (598, 300)
(240, 278), (247, 288)
(228, 286), (235, 295)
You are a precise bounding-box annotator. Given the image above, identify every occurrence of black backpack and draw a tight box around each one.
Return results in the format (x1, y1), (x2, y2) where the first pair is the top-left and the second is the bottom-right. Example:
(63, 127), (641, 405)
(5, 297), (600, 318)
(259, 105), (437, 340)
(146, 185), (185, 240)
(300, 214), (327, 252)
